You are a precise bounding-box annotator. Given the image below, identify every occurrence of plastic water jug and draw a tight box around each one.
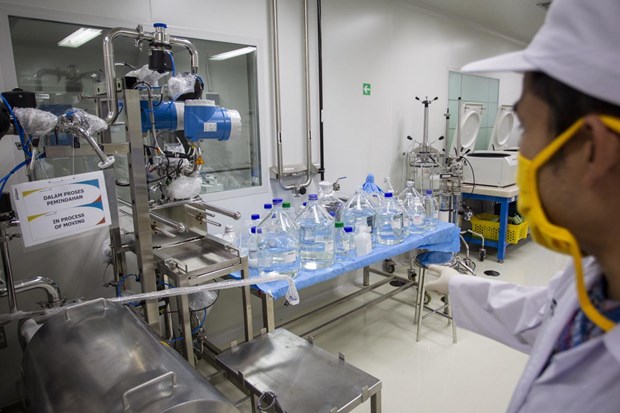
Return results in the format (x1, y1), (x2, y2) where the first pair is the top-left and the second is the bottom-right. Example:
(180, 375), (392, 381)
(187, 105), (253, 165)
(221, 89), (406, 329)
(297, 194), (335, 270)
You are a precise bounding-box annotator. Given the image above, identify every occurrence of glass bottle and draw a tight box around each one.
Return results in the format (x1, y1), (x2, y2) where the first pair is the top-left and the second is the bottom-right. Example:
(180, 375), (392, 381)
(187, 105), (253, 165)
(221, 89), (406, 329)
(334, 222), (355, 261)
(424, 190), (439, 230)
(376, 192), (404, 245)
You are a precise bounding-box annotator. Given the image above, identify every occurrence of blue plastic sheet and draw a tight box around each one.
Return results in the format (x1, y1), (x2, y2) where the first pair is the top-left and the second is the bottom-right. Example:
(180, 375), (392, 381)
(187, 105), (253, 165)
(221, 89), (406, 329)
(232, 221), (460, 300)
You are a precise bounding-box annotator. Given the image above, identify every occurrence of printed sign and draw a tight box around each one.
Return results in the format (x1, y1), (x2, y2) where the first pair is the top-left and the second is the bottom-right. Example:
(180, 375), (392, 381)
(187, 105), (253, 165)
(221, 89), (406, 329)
(363, 83), (371, 96)
(12, 171), (112, 247)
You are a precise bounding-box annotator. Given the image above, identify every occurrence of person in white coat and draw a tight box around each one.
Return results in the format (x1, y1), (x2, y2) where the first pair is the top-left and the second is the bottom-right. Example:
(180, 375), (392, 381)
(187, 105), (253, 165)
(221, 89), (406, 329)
(425, 0), (620, 411)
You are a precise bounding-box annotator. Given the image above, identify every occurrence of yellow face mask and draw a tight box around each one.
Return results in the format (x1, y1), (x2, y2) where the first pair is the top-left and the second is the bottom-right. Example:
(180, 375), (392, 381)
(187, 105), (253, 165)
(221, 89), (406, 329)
(517, 115), (620, 332)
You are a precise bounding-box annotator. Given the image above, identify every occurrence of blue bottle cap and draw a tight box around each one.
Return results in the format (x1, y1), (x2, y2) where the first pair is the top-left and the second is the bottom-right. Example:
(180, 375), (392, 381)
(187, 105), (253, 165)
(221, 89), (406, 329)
(365, 174), (375, 183)
(263, 203), (272, 209)
(251, 226), (257, 233)
(303, 202), (307, 206)
(344, 226), (353, 233)
(308, 194), (318, 201)
(385, 192), (393, 198)
(425, 190), (433, 195)
(153, 22), (167, 28)
(251, 214), (260, 220)
(256, 228), (262, 234)
(329, 211), (336, 217)
(272, 198), (283, 205)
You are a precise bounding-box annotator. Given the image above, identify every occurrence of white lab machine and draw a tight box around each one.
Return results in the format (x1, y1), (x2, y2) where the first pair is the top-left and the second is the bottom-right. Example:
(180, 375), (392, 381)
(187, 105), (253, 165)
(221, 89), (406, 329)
(449, 102), (484, 156)
(462, 150), (517, 187)
(488, 104), (516, 150)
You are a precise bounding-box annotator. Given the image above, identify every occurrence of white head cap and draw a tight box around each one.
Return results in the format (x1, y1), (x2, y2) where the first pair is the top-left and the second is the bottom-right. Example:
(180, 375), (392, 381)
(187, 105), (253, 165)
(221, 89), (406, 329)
(462, 0), (620, 106)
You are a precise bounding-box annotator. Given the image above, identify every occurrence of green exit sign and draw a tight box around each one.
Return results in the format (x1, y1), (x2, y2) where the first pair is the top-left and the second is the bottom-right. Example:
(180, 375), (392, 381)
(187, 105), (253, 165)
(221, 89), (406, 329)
(362, 83), (371, 96)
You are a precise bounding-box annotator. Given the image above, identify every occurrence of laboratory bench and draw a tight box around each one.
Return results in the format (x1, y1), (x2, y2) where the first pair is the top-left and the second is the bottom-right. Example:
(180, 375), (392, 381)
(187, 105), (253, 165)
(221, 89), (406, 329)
(232, 221), (460, 337)
(462, 184), (521, 262)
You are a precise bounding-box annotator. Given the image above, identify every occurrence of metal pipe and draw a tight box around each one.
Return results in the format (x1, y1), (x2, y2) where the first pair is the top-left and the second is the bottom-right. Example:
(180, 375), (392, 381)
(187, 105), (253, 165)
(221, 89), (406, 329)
(102, 27), (200, 126)
(118, 199), (187, 233)
(169, 36), (200, 75)
(102, 28), (151, 125)
(302, 0), (313, 186)
(188, 202), (242, 220)
(271, 0), (313, 191)
(423, 101), (429, 148)
(317, 0), (326, 181)
(72, 126), (115, 169)
(0, 224), (17, 313)
(271, 0), (284, 180)
(0, 276), (63, 307)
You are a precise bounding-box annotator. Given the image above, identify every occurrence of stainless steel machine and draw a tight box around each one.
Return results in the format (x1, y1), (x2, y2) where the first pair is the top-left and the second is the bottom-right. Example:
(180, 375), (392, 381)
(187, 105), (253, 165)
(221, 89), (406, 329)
(21, 300), (239, 413)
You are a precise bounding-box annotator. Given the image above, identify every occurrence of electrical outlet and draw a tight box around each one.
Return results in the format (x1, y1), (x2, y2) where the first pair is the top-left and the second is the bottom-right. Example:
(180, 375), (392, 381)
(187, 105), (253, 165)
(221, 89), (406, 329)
(0, 326), (7, 349)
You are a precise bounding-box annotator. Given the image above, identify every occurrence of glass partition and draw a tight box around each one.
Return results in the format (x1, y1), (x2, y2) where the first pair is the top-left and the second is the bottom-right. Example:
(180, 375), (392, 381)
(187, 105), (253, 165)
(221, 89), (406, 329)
(8, 16), (261, 192)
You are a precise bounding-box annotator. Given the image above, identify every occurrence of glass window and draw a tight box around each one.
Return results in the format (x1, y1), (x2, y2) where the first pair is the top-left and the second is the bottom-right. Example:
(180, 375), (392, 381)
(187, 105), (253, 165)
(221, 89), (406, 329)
(8, 16), (261, 192)
(447, 71), (499, 151)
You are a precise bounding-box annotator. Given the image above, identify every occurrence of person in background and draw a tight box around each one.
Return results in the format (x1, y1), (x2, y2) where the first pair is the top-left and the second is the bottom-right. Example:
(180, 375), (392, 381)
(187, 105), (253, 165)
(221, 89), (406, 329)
(425, 0), (620, 411)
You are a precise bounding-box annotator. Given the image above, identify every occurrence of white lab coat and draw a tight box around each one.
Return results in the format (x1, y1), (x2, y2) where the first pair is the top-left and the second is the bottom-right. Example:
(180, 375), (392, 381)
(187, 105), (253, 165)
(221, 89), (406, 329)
(449, 256), (620, 413)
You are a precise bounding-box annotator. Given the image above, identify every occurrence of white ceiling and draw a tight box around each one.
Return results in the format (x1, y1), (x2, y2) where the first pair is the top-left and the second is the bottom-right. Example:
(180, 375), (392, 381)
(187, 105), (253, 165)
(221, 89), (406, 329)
(399, 0), (548, 44)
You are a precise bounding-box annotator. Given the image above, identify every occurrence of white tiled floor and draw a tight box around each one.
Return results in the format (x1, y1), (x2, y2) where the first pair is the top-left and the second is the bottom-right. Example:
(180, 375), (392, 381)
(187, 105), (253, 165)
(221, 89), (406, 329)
(217, 240), (570, 412)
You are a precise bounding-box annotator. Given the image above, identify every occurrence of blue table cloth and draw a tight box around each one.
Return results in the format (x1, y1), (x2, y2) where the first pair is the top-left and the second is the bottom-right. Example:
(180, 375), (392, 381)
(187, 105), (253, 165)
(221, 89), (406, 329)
(233, 221), (460, 300)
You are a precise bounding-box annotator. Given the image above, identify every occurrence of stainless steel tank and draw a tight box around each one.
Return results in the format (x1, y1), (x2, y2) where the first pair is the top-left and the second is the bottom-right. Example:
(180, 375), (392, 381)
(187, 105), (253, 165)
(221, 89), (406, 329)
(21, 299), (240, 413)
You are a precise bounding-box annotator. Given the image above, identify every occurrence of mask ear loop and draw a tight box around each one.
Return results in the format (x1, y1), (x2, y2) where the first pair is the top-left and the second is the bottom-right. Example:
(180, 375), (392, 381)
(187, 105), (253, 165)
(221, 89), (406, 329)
(572, 115), (620, 332)
(570, 243), (615, 332)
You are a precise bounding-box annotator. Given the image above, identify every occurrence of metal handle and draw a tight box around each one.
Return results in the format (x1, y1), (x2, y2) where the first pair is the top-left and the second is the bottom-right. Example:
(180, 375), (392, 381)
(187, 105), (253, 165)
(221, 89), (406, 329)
(121, 371), (176, 410)
(64, 298), (107, 321)
(190, 202), (242, 220)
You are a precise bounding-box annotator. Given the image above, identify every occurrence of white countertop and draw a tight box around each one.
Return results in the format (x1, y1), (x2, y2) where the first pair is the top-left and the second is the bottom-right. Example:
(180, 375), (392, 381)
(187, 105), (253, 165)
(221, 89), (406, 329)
(462, 184), (519, 198)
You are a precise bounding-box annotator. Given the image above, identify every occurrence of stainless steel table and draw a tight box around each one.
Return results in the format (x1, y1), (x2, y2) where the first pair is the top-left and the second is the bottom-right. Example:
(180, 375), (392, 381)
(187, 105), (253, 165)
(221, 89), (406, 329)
(217, 328), (382, 413)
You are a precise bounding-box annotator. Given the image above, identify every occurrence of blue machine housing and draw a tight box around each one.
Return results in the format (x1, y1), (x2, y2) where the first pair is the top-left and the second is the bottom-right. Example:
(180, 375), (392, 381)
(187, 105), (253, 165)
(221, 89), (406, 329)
(140, 99), (240, 141)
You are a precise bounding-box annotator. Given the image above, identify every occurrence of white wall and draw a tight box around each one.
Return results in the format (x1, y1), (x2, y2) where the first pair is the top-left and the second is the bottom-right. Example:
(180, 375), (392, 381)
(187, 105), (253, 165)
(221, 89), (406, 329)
(0, 0), (527, 406)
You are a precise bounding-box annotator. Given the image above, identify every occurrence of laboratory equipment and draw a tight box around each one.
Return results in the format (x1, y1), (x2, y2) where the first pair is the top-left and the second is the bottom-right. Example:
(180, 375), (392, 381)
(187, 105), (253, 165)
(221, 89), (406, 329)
(240, 213), (260, 255)
(383, 176), (398, 195)
(297, 194), (335, 270)
(343, 186), (377, 243)
(424, 190), (438, 230)
(334, 222), (355, 261)
(488, 105), (516, 150)
(318, 180), (344, 221)
(247, 227), (262, 269)
(21, 300), (240, 413)
(258, 198), (300, 277)
(403, 192), (426, 234)
(221, 224), (239, 248)
(462, 151), (518, 187)
(376, 192), (404, 245)
(353, 224), (372, 256)
(362, 173), (384, 208)
(449, 102), (484, 156)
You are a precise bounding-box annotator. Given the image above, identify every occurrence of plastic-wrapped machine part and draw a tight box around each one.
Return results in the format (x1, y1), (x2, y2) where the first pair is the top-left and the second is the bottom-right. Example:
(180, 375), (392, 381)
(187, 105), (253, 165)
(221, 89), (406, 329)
(62, 108), (108, 135)
(167, 175), (202, 200)
(13, 107), (58, 136)
(188, 289), (218, 314)
(21, 300), (241, 413)
(126, 64), (167, 87)
(167, 73), (197, 100)
(81, 110), (108, 135)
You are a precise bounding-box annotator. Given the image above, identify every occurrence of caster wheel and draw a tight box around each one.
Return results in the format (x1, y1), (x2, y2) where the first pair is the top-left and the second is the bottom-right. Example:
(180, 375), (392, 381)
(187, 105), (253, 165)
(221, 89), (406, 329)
(479, 249), (486, 262)
(383, 259), (396, 274)
(424, 291), (431, 305)
(407, 269), (417, 281)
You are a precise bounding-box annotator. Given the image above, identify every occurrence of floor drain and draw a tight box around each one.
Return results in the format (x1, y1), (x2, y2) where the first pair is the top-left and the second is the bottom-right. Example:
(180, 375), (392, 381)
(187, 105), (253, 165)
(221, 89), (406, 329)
(484, 270), (501, 277)
(390, 279), (407, 287)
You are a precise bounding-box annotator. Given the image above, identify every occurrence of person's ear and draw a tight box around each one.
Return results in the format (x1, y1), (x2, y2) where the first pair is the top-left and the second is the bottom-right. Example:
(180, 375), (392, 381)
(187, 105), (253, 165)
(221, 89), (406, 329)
(582, 115), (620, 186)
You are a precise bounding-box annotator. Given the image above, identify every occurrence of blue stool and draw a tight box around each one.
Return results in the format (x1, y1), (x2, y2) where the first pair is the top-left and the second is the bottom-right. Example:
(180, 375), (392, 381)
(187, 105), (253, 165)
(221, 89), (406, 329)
(414, 251), (457, 343)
